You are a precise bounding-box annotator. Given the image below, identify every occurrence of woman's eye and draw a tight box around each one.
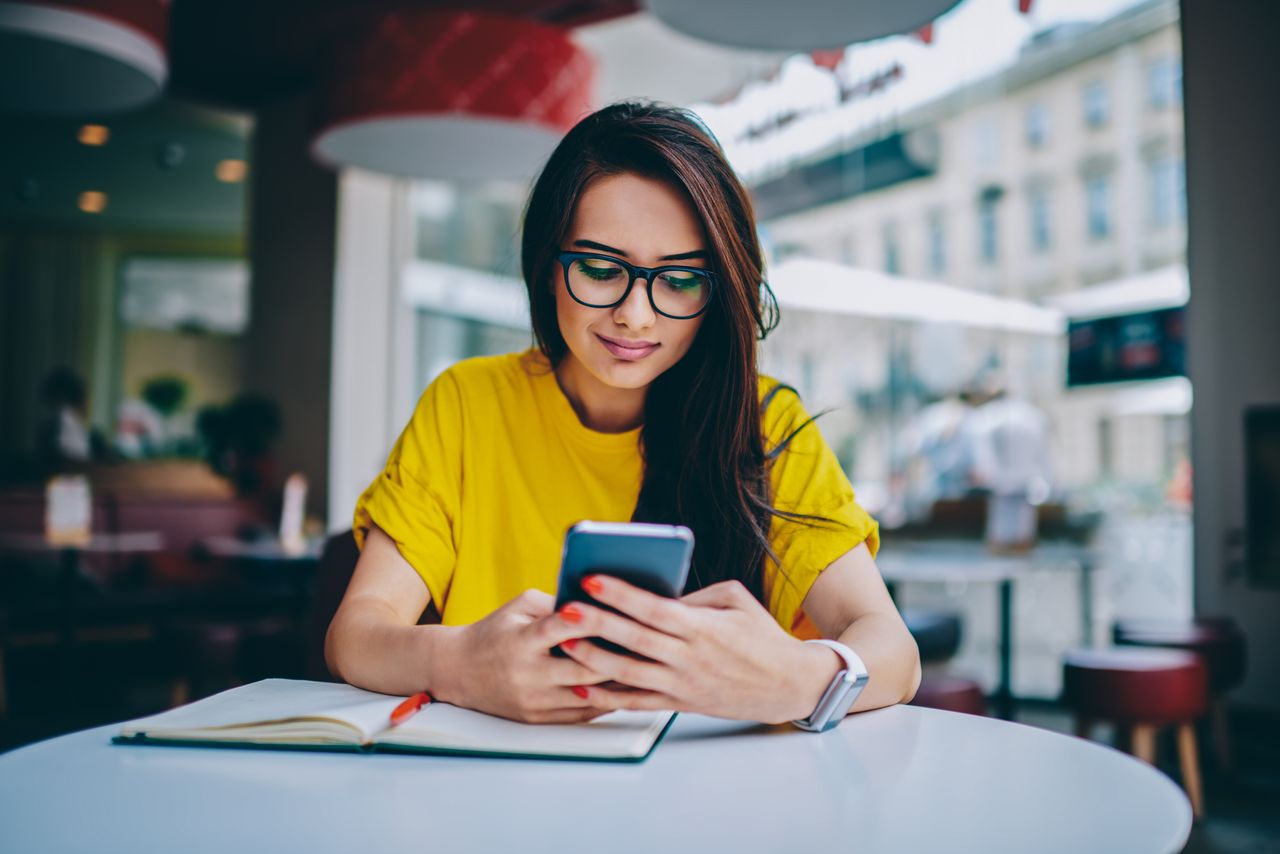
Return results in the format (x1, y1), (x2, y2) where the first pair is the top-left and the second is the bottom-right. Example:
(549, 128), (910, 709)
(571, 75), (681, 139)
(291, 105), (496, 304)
(576, 261), (622, 280)
(659, 273), (701, 290)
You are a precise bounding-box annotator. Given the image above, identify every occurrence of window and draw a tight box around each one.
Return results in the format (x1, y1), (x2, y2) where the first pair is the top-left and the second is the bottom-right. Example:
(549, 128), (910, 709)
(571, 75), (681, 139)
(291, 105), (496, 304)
(927, 212), (946, 277)
(1149, 155), (1186, 227)
(973, 117), (999, 168)
(978, 198), (999, 264)
(1028, 188), (1052, 253)
(1147, 56), (1182, 109)
(1085, 174), (1112, 240)
(1025, 101), (1050, 148)
(883, 223), (900, 275)
(839, 233), (857, 265)
(1083, 80), (1108, 128)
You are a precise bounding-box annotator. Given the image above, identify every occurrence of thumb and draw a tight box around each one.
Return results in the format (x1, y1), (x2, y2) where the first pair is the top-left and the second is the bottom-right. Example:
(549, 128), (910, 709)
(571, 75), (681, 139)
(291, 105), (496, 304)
(508, 588), (555, 618)
(680, 580), (746, 609)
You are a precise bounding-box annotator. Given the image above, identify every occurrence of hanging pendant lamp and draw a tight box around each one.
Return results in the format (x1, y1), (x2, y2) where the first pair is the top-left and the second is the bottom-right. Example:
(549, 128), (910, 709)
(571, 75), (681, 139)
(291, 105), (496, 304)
(646, 0), (963, 51)
(0, 0), (168, 114)
(311, 11), (595, 181)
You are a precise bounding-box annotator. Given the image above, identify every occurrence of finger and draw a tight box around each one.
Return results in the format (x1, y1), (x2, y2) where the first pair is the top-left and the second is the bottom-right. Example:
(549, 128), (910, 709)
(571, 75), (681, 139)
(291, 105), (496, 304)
(680, 580), (752, 609)
(510, 588), (556, 617)
(558, 635), (674, 694)
(564, 603), (686, 664)
(578, 684), (682, 713)
(581, 575), (695, 638)
(546, 656), (614, 687)
(528, 707), (612, 725)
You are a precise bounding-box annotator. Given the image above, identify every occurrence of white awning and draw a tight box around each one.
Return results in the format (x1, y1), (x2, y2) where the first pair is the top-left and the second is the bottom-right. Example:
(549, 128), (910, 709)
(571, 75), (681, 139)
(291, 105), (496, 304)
(1046, 264), (1188, 321)
(768, 257), (1065, 335)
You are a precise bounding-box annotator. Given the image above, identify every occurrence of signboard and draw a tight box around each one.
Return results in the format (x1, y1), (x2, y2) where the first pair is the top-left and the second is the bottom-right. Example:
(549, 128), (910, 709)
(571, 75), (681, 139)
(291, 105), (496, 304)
(1066, 306), (1186, 386)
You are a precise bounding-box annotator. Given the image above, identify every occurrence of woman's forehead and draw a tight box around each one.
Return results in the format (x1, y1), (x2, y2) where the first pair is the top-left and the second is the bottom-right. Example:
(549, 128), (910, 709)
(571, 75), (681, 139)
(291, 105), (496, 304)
(567, 172), (707, 261)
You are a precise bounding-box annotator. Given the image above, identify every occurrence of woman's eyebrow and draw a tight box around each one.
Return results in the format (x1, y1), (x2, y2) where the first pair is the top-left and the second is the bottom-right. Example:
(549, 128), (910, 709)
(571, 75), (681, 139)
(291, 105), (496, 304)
(572, 238), (709, 261)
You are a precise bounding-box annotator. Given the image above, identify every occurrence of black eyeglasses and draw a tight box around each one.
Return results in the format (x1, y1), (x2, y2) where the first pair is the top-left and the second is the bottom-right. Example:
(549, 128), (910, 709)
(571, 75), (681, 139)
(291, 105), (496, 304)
(556, 251), (716, 320)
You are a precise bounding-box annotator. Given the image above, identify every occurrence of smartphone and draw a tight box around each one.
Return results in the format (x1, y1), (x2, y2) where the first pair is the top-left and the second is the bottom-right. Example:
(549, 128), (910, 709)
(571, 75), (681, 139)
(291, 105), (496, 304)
(551, 521), (695, 658)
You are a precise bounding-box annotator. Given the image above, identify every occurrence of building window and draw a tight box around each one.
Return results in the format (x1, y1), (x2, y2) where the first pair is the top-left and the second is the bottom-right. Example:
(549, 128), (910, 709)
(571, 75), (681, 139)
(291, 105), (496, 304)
(978, 198), (999, 264)
(974, 117), (999, 168)
(1029, 188), (1052, 253)
(927, 213), (946, 277)
(839, 233), (857, 266)
(1147, 56), (1182, 109)
(883, 224), (900, 275)
(1083, 81), (1108, 128)
(1149, 155), (1186, 227)
(1025, 101), (1050, 148)
(1085, 174), (1112, 240)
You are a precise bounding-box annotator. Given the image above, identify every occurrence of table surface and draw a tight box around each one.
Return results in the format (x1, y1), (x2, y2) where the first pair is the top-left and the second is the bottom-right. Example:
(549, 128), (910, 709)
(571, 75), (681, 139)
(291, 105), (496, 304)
(877, 539), (1093, 582)
(199, 535), (324, 562)
(0, 531), (164, 555)
(0, 705), (1190, 854)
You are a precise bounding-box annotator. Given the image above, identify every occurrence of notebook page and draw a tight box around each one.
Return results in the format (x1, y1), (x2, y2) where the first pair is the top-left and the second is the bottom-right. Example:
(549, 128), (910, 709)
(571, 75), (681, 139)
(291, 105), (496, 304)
(379, 704), (675, 759)
(118, 679), (405, 743)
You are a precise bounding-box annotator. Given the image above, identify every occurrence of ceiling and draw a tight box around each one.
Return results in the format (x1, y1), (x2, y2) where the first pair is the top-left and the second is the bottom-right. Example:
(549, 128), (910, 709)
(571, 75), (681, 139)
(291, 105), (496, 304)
(166, 0), (640, 110)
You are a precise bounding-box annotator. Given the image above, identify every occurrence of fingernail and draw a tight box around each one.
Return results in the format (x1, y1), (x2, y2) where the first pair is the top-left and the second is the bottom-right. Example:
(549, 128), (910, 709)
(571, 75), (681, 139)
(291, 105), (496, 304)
(561, 639), (578, 651)
(572, 686), (589, 699)
(582, 575), (604, 596)
(560, 604), (582, 624)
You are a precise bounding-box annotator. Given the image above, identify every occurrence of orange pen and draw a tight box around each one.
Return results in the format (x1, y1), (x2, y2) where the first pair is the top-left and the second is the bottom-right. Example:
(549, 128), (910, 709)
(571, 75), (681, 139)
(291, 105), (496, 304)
(389, 691), (431, 726)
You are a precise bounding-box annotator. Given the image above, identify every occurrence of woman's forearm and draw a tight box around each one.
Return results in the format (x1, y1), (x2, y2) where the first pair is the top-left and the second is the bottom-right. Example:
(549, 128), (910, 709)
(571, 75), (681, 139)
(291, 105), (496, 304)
(794, 611), (922, 717)
(325, 598), (465, 698)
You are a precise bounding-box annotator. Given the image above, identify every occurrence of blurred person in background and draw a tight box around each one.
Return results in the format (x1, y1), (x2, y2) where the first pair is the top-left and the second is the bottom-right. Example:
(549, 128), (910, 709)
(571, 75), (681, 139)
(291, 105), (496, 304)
(35, 366), (107, 475)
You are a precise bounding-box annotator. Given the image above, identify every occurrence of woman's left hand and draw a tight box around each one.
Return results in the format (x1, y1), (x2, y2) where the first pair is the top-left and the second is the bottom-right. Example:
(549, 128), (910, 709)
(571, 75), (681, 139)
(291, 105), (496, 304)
(556, 575), (840, 724)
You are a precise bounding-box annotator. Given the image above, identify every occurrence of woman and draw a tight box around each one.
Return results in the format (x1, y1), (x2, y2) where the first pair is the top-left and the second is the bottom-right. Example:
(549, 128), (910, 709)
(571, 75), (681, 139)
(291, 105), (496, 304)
(326, 101), (920, 726)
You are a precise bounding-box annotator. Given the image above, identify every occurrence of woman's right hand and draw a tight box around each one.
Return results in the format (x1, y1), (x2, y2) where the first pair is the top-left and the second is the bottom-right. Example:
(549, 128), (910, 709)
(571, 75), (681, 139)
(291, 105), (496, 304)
(438, 589), (612, 724)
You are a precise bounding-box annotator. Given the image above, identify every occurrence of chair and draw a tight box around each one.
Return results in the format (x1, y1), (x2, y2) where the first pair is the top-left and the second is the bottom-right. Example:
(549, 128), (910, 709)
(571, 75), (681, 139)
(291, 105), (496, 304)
(1112, 616), (1246, 769)
(1063, 646), (1208, 817)
(903, 609), (987, 716)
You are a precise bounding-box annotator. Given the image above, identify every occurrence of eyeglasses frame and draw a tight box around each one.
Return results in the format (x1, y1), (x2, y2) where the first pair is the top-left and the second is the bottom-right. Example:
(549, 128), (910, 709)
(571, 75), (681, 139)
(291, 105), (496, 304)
(555, 250), (716, 320)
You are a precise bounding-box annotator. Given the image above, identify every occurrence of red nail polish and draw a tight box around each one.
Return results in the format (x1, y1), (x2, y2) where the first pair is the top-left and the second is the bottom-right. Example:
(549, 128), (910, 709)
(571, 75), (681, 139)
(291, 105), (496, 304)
(562, 639), (578, 651)
(560, 604), (582, 624)
(572, 686), (589, 699)
(582, 575), (604, 596)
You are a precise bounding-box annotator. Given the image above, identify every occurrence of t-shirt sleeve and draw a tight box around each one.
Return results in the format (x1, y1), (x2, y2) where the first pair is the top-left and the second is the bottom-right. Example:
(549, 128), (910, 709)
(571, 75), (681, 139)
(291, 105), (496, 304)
(352, 369), (463, 613)
(762, 383), (880, 635)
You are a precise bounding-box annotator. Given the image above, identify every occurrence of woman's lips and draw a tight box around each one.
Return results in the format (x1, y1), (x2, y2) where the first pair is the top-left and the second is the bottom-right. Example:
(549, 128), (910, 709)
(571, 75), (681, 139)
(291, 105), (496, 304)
(596, 334), (660, 361)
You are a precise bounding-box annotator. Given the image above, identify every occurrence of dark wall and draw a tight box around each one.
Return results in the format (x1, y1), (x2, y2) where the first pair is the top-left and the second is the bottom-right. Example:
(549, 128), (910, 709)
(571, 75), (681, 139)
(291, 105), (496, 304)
(246, 96), (338, 520)
(1182, 0), (1280, 709)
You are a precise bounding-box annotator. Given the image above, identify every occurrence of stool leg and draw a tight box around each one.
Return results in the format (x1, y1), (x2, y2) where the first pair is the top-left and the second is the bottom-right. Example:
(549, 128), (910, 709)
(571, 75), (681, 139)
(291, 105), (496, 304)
(0, 646), (7, 718)
(1177, 723), (1205, 819)
(1131, 724), (1158, 764)
(1211, 699), (1231, 770)
(1074, 716), (1092, 739)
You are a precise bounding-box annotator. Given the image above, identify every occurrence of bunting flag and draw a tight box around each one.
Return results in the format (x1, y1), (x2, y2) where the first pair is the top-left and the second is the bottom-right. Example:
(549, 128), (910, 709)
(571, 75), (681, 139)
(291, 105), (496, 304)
(914, 23), (935, 44)
(1018, 0), (1034, 13)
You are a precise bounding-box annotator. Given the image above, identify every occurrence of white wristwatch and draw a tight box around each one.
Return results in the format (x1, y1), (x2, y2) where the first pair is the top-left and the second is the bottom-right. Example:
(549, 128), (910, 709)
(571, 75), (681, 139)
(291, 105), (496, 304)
(791, 639), (870, 732)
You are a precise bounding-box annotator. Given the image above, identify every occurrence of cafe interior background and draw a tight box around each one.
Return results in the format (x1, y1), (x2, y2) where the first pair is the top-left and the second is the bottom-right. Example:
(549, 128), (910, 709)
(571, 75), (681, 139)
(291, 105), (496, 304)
(0, 0), (1277, 847)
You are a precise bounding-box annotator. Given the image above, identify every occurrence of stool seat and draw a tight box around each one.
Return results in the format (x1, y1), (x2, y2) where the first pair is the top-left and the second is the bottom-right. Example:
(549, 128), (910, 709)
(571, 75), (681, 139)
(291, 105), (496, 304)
(1063, 647), (1208, 725)
(902, 610), (963, 664)
(1113, 617), (1246, 694)
(909, 675), (987, 716)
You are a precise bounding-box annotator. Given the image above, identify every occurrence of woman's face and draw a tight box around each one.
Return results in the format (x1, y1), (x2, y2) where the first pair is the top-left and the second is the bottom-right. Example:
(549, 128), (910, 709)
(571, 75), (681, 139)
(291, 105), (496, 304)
(554, 171), (710, 392)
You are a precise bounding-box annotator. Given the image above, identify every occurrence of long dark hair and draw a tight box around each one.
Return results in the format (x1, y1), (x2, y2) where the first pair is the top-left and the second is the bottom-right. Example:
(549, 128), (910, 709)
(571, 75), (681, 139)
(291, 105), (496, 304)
(521, 101), (831, 606)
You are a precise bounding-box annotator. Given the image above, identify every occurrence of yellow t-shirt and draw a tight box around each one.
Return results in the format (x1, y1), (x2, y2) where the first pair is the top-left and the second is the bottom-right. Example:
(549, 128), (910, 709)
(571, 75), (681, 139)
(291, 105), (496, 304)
(353, 349), (879, 636)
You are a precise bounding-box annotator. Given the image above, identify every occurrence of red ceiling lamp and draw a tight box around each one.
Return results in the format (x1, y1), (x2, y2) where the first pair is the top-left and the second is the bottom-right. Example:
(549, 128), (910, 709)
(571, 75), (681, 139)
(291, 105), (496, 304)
(0, 0), (168, 114)
(310, 11), (596, 181)
(647, 0), (962, 50)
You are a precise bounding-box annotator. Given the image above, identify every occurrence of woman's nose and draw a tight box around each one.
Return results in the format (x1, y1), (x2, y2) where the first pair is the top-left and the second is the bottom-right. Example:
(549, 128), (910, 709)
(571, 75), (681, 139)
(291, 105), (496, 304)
(612, 274), (657, 328)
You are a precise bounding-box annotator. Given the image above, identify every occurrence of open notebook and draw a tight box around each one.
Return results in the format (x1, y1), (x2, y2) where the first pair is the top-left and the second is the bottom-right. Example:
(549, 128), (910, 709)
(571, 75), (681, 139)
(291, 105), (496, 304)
(114, 679), (677, 763)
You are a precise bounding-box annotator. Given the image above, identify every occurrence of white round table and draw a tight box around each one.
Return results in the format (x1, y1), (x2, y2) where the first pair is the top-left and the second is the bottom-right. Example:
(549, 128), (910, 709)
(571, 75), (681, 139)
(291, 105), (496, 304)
(0, 705), (1190, 854)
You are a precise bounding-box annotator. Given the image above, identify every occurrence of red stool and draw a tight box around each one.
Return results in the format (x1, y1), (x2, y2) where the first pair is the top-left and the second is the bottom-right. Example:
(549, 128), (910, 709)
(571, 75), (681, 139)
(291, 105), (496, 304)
(1063, 647), (1208, 817)
(1113, 616), (1246, 769)
(909, 675), (987, 716)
